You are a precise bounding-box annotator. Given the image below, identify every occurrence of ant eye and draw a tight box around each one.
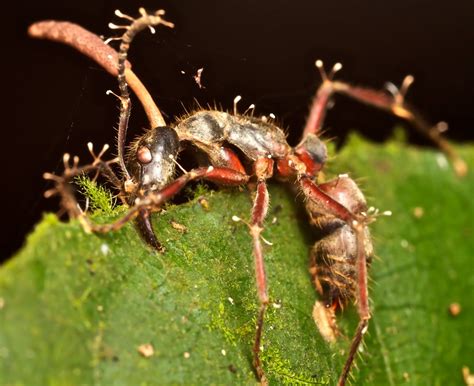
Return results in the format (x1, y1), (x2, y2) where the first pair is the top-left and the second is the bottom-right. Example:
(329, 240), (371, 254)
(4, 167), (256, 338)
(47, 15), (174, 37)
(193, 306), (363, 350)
(137, 146), (152, 164)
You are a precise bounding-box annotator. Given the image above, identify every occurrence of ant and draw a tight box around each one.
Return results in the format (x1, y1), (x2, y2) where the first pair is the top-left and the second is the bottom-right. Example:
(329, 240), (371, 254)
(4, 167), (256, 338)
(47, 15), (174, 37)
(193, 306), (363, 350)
(29, 8), (466, 386)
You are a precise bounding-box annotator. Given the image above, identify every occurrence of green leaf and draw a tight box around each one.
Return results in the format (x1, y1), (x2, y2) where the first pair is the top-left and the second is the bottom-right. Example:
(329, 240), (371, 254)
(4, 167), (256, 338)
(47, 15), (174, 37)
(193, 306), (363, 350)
(1, 135), (473, 385)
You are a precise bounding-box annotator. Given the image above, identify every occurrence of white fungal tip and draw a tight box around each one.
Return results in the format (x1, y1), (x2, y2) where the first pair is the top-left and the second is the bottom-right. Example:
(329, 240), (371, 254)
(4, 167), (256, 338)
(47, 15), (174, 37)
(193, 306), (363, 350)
(100, 243), (110, 256)
(333, 62), (343, 72)
(102, 144), (110, 151)
(234, 95), (242, 104)
(248, 103), (255, 109)
(114, 9), (124, 17)
(436, 121), (449, 133)
(436, 154), (449, 170)
(87, 142), (93, 151)
(338, 173), (349, 178)
(221, 349), (226, 356)
(63, 153), (70, 163)
(206, 165), (214, 173)
(383, 210), (392, 216)
(315, 59), (323, 68)
(269, 113), (276, 119)
(232, 215), (241, 222)
(404, 74), (415, 84)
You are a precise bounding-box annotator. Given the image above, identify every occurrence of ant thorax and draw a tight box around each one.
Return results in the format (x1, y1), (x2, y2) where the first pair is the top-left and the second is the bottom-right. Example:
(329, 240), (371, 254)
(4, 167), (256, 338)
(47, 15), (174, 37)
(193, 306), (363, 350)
(174, 110), (291, 161)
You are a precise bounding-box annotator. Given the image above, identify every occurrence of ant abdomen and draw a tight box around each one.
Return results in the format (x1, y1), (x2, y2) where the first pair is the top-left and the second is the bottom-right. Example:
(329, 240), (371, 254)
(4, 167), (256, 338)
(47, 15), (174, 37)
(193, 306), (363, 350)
(307, 176), (374, 309)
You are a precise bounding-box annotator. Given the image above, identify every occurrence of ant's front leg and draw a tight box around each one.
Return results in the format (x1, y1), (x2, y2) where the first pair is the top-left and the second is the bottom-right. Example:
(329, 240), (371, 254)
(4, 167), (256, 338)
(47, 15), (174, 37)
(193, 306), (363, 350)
(84, 165), (249, 236)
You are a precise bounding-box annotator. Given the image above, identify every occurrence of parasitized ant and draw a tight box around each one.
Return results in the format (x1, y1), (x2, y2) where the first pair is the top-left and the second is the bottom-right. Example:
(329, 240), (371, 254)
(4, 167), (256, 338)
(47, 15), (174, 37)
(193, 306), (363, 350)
(29, 8), (466, 385)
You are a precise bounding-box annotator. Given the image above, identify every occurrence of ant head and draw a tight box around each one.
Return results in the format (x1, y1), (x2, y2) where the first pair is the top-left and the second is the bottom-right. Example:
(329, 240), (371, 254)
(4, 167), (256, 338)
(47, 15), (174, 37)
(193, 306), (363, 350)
(128, 126), (180, 194)
(294, 134), (327, 176)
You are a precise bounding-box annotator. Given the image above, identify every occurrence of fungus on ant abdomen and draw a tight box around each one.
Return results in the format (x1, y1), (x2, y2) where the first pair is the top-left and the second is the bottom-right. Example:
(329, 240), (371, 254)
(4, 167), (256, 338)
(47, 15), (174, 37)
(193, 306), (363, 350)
(30, 8), (466, 386)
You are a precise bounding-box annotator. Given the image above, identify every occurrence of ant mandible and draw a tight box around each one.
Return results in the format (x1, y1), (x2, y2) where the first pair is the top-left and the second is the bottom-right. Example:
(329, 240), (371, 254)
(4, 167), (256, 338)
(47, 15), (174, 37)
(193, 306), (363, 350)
(29, 8), (466, 386)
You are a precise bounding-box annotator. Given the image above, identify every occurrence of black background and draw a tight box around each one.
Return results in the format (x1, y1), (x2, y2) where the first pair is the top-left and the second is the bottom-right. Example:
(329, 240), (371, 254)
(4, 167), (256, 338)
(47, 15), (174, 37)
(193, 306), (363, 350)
(6, 0), (474, 261)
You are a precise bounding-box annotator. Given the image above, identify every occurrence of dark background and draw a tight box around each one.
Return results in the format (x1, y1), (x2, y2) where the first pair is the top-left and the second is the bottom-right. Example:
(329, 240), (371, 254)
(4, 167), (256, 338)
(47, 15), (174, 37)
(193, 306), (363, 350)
(6, 0), (474, 261)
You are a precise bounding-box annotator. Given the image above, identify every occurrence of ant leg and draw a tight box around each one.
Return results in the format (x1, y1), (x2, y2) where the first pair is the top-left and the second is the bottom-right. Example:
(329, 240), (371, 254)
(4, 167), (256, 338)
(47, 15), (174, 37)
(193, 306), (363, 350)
(299, 176), (372, 386)
(251, 191), (269, 384)
(302, 60), (343, 139)
(331, 79), (467, 176)
(47, 164), (249, 238)
(301, 60), (466, 176)
(251, 180), (271, 385)
(211, 146), (247, 174)
(131, 165), (249, 251)
(337, 222), (370, 386)
(234, 158), (273, 384)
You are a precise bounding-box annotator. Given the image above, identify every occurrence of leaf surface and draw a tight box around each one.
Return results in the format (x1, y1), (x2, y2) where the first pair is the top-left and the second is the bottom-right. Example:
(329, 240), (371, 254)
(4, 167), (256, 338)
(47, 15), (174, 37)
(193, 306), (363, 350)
(1, 136), (473, 385)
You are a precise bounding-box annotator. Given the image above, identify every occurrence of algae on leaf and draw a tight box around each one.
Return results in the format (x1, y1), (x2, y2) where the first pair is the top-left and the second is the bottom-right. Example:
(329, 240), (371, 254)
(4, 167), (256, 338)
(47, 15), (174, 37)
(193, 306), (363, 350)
(1, 136), (473, 385)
